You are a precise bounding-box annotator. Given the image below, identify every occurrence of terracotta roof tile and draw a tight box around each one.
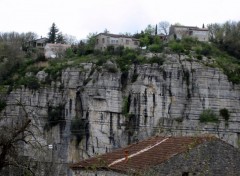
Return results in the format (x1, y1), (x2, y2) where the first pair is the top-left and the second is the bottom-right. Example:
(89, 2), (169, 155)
(70, 136), (216, 173)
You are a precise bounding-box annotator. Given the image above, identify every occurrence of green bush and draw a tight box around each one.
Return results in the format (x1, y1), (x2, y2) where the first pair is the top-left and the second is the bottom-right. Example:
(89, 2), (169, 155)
(148, 56), (164, 65)
(148, 44), (163, 53)
(65, 48), (75, 58)
(169, 42), (184, 54)
(219, 108), (230, 121)
(19, 76), (40, 90)
(199, 109), (219, 123)
(122, 95), (131, 116)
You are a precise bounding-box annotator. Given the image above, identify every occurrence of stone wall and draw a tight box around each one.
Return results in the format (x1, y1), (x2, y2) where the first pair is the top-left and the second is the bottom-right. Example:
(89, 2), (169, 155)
(147, 140), (240, 176)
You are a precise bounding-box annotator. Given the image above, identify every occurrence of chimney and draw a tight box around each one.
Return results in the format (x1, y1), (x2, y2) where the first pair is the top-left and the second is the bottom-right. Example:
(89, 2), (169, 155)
(124, 150), (129, 162)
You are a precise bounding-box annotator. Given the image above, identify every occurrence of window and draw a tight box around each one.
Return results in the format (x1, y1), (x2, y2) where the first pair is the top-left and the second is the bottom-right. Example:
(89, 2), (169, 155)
(96, 39), (99, 44)
(126, 40), (129, 44)
(134, 41), (138, 45)
(102, 38), (105, 43)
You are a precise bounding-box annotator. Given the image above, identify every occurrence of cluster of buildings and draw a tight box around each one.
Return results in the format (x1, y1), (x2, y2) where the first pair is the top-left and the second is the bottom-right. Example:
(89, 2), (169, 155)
(26, 26), (240, 175)
(28, 25), (209, 58)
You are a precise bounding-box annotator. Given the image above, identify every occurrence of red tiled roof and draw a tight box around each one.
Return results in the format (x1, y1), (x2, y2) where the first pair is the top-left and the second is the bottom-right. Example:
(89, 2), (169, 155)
(70, 136), (216, 173)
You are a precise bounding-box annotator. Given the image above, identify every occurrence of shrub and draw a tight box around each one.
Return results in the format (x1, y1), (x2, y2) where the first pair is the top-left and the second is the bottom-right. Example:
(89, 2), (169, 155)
(199, 109), (219, 123)
(106, 45), (115, 55)
(219, 108), (230, 121)
(148, 56), (164, 65)
(122, 95), (131, 116)
(19, 76), (40, 90)
(114, 46), (124, 56)
(96, 56), (107, 66)
(148, 44), (163, 53)
(65, 48), (75, 58)
(169, 42), (184, 54)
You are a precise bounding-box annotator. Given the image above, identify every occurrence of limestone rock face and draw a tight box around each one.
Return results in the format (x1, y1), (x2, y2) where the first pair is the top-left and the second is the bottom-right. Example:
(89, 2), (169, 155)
(2, 55), (240, 175)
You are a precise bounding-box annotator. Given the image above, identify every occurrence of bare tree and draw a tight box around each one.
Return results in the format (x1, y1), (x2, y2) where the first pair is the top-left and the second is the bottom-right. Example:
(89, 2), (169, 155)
(158, 21), (170, 35)
(0, 98), (44, 175)
(64, 34), (78, 45)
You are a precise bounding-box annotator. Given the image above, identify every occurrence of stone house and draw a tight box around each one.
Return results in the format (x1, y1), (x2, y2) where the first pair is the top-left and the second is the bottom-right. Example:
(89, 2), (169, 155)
(94, 33), (140, 51)
(27, 37), (48, 48)
(44, 43), (71, 59)
(70, 136), (240, 176)
(169, 25), (209, 42)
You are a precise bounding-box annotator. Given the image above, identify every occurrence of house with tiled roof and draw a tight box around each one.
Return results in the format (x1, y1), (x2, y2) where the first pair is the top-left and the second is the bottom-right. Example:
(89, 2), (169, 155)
(27, 37), (48, 48)
(70, 136), (240, 176)
(169, 25), (209, 41)
(94, 33), (140, 51)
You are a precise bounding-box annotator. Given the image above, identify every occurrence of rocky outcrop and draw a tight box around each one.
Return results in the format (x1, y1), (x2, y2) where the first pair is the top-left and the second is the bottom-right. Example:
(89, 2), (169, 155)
(2, 54), (240, 175)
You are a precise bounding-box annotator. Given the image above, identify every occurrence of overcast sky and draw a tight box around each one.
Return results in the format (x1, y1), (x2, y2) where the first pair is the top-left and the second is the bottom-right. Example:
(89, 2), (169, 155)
(1, 0), (239, 40)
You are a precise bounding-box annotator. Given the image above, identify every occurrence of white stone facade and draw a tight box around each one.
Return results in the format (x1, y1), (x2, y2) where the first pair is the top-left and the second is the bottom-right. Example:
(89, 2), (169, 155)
(94, 33), (139, 51)
(169, 25), (209, 42)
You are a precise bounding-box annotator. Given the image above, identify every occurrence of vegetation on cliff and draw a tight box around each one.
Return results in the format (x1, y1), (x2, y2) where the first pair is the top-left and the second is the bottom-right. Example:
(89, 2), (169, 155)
(0, 21), (240, 91)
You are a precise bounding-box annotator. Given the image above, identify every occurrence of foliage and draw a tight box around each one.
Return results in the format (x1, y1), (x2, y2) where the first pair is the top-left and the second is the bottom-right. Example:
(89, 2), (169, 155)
(199, 109), (219, 123)
(65, 48), (75, 58)
(208, 21), (240, 59)
(44, 60), (69, 82)
(148, 56), (164, 65)
(48, 23), (59, 43)
(18, 76), (40, 90)
(219, 108), (230, 121)
(169, 41), (184, 55)
(122, 96), (130, 116)
(115, 49), (138, 72)
(148, 44), (163, 53)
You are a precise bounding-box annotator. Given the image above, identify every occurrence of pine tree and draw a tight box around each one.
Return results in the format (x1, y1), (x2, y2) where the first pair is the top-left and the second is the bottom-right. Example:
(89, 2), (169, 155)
(48, 23), (59, 43)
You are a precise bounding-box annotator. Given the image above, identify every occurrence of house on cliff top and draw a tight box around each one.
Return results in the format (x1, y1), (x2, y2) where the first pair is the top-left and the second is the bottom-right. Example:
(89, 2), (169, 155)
(94, 33), (140, 51)
(70, 136), (240, 176)
(169, 25), (209, 41)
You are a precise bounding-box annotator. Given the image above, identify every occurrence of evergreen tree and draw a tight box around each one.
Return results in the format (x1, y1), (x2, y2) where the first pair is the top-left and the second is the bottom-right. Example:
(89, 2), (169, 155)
(48, 23), (59, 43)
(56, 32), (65, 44)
